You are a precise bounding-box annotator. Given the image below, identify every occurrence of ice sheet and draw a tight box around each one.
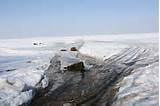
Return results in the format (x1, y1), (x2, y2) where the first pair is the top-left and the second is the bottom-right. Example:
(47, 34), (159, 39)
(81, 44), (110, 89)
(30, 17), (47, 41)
(0, 33), (158, 106)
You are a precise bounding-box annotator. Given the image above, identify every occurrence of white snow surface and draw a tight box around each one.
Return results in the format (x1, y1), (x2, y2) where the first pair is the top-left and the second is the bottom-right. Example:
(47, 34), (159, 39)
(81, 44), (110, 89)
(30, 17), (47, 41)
(79, 41), (128, 60)
(79, 33), (158, 60)
(113, 62), (159, 106)
(0, 33), (158, 106)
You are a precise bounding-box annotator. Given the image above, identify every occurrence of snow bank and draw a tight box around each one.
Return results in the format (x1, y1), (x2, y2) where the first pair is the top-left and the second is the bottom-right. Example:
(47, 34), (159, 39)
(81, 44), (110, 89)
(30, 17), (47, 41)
(113, 62), (159, 106)
(0, 67), (44, 106)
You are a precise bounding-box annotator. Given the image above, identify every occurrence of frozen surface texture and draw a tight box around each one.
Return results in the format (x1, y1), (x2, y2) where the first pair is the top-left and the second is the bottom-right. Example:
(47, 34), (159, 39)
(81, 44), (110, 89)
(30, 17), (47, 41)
(0, 33), (158, 106)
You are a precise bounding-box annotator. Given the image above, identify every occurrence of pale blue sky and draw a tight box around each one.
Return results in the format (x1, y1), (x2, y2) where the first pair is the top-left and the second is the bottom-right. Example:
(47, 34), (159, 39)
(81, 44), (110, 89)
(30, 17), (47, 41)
(0, 0), (158, 38)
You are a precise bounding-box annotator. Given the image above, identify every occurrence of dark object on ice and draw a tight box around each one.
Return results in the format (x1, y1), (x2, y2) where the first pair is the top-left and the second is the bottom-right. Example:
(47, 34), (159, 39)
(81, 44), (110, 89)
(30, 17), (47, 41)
(6, 69), (16, 72)
(33, 42), (44, 45)
(33, 43), (38, 45)
(70, 47), (78, 51)
(60, 49), (67, 51)
(65, 62), (85, 72)
(26, 61), (32, 63)
(39, 42), (43, 45)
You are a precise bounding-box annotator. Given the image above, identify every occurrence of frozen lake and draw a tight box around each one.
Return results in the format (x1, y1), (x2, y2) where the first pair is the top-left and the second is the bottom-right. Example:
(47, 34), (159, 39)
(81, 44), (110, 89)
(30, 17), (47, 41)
(0, 33), (158, 106)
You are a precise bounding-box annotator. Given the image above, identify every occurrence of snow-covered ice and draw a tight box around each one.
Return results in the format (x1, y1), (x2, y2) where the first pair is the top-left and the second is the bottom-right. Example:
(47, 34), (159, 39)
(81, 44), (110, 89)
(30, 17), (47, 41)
(80, 33), (159, 106)
(0, 36), (86, 106)
(0, 33), (158, 106)
(113, 62), (159, 106)
(79, 41), (128, 60)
